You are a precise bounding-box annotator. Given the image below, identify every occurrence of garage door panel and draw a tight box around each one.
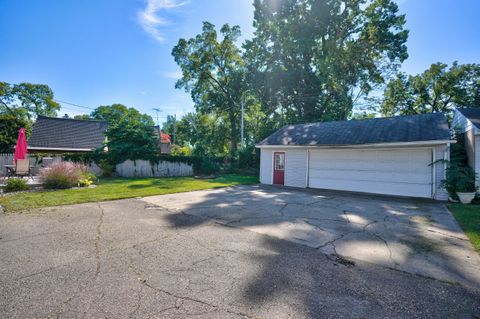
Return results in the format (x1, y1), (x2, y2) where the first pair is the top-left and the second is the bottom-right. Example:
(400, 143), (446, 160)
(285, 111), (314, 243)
(308, 148), (433, 198)
(309, 161), (430, 173)
(309, 178), (432, 198)
(309, 169), (432, 184)
(310, 148), (430, 159)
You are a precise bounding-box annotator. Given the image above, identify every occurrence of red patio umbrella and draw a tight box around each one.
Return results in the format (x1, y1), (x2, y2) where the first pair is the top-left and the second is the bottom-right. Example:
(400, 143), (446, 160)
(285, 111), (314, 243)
(13, 128), (28, 163)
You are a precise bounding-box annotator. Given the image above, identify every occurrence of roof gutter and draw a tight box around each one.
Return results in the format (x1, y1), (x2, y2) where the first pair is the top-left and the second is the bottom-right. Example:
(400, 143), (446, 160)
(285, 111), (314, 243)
(255, 139), (456, 149)
(28, 146), (94, 152)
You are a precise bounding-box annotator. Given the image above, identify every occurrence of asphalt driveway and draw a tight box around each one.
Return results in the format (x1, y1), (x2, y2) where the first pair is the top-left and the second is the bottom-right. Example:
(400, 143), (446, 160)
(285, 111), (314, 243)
(145, 185), (480, 289)
(0, 186), (479, 318)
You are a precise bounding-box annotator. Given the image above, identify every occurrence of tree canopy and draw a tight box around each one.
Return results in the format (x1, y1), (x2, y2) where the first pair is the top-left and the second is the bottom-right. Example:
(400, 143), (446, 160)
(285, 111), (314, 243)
(0, 82), (60, 119)
(381, 62), (480, 116)
(244, 0), (409, 124)
(105, 117), (159, 164)
(0, 113), (29, 153)
(90, 104), (155, 126)
(172, 22), (245, 156)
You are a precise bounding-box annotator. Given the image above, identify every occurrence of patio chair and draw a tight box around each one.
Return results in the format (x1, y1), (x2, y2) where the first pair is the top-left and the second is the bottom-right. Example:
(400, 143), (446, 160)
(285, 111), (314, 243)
(14, 159), (33, 179)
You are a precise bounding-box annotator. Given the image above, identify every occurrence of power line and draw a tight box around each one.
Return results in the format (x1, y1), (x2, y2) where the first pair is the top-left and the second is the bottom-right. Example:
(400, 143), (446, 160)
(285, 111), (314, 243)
(59, 105), (90, 113)
(54, 99), (95, 110)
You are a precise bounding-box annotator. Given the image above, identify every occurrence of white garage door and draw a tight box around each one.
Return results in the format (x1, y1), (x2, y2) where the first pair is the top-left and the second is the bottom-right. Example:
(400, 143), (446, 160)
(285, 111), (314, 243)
(308, 148), (433, 198)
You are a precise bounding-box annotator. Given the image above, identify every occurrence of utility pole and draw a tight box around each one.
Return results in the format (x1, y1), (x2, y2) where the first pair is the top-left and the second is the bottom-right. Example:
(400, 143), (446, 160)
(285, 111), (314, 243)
(241, 95), (245, 149)
(152, 108), (161, 127)
(173, 114), (177, 145)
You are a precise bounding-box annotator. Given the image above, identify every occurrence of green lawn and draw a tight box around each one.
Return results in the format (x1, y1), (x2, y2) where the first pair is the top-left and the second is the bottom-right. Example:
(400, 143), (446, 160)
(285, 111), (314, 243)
(448, 204), (480, 251)
(0, 175), (258, 212)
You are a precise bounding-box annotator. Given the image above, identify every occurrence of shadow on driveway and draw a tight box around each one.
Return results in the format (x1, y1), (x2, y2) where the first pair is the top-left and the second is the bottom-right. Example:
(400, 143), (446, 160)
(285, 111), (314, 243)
(143, 185), (480, 290)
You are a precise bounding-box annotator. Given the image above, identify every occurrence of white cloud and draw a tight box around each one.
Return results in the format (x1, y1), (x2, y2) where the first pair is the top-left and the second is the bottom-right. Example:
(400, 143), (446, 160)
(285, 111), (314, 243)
(163, 70), (183, 80)
(137, 0), (186, 43)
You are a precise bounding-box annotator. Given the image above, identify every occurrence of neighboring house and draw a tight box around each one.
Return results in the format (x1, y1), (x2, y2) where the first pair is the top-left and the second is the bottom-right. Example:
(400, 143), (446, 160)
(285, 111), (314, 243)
(28, 116), (108, 153)
(452, 107), (480, 185)
(152, 126), (172, 154)
(256, 113), (453, 200)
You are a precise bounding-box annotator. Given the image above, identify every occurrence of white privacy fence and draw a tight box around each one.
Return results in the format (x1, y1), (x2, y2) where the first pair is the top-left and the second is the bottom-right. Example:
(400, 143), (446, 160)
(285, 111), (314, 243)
(115, 160), (193, 178)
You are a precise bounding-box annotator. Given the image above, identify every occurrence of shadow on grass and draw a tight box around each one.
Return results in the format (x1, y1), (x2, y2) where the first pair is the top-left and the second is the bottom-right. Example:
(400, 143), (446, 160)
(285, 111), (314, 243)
(121, 175), (259, 190)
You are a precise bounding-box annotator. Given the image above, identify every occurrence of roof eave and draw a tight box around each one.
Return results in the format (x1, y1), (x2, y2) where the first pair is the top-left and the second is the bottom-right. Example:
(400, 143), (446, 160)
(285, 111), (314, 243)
(28, 146), (95, 152)
(255, 139), (455, 149)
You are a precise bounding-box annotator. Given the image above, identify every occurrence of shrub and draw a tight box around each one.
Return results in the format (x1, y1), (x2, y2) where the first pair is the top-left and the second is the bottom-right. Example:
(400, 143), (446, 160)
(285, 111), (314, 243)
(443, 163), (477, 197)
(79, 171), (97, 187)
(39, 162), (86, 189)
(4, 178), (29, 193)
(238, 145), (259, 169)
(98, 159), (113, 177)
(198, 158), (220, 175)
(171, 145), (192, 156)
(441, 130), (478, 199)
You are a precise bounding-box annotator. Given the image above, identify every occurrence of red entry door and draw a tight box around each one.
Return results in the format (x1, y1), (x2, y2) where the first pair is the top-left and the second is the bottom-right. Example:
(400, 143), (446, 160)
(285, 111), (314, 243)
(273, 152), (285, 185)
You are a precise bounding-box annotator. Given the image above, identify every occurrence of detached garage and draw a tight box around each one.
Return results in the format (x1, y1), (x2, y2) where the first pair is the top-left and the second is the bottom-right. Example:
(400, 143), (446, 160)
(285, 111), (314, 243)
(256, 113), (453, 200)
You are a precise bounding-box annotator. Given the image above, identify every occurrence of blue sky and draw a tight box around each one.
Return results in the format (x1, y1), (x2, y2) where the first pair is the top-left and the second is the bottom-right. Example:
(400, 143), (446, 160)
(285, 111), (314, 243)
(0, 0), (479, 123)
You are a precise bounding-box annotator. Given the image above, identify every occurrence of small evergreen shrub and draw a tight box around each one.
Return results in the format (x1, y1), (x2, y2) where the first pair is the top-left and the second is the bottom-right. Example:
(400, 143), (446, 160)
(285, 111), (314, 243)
(4, 178), (29, 193)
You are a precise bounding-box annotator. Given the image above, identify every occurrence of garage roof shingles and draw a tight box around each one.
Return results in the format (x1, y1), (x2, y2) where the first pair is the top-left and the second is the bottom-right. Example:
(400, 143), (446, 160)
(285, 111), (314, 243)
(258, 113), (450, 146)
(28, 116), (108, 150)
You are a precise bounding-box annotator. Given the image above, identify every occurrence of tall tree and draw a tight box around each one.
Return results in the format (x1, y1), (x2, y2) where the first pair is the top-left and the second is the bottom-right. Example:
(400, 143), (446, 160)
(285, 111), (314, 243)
(90, 104), (155, 126)
(244, 0), (408, 124)
(0, 82), (15, 114)
(12, 83), (61, 118)
(105, 118), (159, 164)
(74, 114), (92, 120)
(381, 62), (480, 116)
(172, 22), (245, 156)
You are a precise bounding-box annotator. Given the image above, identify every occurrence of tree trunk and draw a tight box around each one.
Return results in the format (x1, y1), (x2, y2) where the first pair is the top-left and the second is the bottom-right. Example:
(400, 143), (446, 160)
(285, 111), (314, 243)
(228, 109), (238, 156)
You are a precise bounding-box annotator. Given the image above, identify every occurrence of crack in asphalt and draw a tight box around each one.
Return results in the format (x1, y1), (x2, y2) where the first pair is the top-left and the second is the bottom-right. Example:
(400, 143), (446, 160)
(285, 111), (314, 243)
(128, 288), (142, 319)
(95, 204), (105, 276)
(126, 248), (251, 319)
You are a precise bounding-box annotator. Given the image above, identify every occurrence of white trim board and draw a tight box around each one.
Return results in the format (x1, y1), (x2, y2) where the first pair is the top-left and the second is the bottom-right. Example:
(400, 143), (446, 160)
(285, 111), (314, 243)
(28, 147), (93, 151)
(256, 140), (454, 149)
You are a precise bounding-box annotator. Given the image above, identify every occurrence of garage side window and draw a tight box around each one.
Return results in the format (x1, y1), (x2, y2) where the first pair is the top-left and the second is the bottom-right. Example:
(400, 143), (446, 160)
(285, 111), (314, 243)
(274, 153), (285, 170)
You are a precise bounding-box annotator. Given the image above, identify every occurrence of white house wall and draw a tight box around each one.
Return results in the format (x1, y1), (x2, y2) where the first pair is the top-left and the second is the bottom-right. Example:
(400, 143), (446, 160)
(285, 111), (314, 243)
(259, 144), (450, 200)
(452, 109), (476, 134)
(260, 148), (273, 184)
(475, 136), (480, 187)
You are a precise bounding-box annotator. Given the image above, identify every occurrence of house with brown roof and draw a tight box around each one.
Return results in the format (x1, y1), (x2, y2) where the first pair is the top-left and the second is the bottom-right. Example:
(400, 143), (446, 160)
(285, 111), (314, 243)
(28, 116), (108, 153)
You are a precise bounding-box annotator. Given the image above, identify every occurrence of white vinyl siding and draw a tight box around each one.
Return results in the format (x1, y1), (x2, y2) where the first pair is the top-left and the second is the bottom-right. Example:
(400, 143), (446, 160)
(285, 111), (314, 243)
(260, 148), (273, 184)
(475, 136), (480, 187)
(308, 148), (433, 198)
(259, 144), (449, 200)
(285, 149), (307, 188)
